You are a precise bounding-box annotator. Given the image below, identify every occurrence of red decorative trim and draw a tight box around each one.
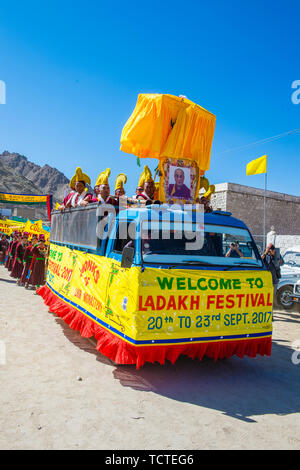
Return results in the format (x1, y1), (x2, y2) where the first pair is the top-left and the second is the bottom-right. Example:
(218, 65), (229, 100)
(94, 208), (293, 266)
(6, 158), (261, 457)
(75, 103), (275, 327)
(37, 285), (272, 368)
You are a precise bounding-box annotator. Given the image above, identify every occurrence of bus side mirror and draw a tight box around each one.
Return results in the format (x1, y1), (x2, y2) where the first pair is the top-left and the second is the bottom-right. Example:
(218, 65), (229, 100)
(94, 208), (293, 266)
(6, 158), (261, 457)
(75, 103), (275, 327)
(121, 247), (135, 268)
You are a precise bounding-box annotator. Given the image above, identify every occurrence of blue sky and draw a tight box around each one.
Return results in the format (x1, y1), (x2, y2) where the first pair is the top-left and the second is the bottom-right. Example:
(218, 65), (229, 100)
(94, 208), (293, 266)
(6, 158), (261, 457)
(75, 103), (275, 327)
(0, 0), (299, 197)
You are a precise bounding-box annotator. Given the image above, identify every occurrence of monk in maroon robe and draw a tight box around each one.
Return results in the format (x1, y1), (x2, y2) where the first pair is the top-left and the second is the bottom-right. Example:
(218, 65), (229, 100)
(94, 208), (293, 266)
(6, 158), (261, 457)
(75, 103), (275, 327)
(28, 235), (47, 289)
(0, 235), (8, 265)
(10, 233), (29, 283)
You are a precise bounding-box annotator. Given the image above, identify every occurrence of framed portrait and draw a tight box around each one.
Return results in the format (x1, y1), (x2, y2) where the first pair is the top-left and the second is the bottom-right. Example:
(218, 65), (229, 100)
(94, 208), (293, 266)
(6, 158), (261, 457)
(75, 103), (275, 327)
(159, 157), (200, 204)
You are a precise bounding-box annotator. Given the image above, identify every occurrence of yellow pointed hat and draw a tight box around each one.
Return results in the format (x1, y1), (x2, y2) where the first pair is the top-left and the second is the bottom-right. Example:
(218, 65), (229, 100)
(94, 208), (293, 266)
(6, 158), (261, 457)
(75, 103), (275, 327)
(96, 168), (111, 187)
(203, 184), (215, 200)
(115, 173), (127, 191)
(138, 165), (153, 187)
(70, 167), (91, 189)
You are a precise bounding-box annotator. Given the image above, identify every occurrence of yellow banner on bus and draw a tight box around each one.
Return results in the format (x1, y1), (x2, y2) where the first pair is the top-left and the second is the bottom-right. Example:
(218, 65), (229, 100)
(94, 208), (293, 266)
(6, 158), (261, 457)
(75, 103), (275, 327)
(23, 220), (50, 241)
(46, 243), (273, 347)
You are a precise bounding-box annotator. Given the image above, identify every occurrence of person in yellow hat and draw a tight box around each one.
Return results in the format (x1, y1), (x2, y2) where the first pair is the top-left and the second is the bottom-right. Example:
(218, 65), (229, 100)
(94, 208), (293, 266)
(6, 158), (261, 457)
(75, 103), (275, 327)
(115, 173), (127, 198)
(168, 167), (191, 199)
(136, 165), (155, 202)
(59, 167), (92, 210)
(197, 184), (215, 213)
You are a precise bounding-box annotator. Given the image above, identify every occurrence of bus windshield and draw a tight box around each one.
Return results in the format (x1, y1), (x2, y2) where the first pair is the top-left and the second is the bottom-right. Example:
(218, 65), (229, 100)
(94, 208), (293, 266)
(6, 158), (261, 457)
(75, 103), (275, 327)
(141, 222), (263, 268)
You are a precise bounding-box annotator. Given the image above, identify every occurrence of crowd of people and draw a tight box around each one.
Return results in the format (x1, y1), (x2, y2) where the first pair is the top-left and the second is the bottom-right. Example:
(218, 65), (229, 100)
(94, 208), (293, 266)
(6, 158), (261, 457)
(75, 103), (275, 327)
(0, 231), (48, 290)
(57, 166), (213, 212)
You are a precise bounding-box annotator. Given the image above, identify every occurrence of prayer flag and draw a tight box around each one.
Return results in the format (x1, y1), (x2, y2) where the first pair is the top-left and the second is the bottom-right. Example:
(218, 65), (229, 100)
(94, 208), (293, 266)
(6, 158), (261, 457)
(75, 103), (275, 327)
(246, 155), (267, 176)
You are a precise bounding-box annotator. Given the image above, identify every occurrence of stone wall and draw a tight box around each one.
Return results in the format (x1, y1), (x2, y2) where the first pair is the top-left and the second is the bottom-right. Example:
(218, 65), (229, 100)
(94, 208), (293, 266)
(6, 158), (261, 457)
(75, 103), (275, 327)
(211, 182), (300, 237)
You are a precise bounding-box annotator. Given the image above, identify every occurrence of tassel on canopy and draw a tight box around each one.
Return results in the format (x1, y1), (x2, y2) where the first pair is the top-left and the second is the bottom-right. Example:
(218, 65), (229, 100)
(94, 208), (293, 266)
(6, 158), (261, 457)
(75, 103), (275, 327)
(37, 285), (272, 369)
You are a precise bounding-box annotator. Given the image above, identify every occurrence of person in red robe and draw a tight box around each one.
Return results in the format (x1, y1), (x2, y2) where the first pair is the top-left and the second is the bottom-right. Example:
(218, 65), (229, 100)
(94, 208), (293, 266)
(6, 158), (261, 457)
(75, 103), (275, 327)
(10, 233), (29, 283)
(0, 235), (9, 265)
(58, 167), (92, 210)
(21, 235), (38, 287)
(7, 232), (21, 272)
(28, 234), (47, 290)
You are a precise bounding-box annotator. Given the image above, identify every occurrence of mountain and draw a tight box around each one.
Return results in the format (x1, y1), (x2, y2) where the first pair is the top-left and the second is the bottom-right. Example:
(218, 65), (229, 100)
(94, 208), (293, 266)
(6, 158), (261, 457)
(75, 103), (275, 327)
(0, 158), (42, 194)
(0, 151), (70, 202)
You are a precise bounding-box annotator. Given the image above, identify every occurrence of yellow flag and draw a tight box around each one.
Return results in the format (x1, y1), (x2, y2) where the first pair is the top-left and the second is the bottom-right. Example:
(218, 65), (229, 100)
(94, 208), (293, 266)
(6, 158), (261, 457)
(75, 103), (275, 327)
(246, 155), (267, 176)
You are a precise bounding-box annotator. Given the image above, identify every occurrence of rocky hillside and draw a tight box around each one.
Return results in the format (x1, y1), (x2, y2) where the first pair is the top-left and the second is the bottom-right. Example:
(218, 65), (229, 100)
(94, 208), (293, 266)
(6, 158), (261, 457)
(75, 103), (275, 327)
(0, 151), (70, 202)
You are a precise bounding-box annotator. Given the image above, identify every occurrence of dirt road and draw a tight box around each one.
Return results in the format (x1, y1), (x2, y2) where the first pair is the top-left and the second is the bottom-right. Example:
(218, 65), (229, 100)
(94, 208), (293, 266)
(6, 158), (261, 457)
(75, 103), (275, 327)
(0, 265), (299, 450)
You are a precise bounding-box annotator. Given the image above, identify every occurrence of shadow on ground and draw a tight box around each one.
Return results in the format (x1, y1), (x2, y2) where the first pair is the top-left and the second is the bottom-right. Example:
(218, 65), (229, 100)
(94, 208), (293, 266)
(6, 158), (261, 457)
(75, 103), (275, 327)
(0, 276), (18, 284)
(52, 308), (300, 423)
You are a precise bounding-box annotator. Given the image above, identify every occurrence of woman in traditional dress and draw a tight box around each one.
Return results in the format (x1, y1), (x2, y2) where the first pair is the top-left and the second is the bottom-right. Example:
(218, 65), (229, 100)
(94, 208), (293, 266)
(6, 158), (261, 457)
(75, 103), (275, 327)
(0, 235), (8, 265)
(58, 167), (92, 210)
(114, 173), (127, 198)
(21, 235), (38, 288)
(10, 233), (29, 284)
(28, 234), (47, 290)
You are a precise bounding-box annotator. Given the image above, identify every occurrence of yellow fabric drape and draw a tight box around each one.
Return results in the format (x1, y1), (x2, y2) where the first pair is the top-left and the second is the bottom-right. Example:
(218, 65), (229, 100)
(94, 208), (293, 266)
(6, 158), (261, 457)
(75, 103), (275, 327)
(120, 94), (216, 171)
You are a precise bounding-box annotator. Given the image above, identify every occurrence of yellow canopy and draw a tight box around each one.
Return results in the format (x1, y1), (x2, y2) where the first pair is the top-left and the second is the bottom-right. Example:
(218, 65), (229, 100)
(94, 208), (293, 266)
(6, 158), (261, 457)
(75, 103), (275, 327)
(0, 219), (26, 236)
(23, 220), (50, 241)
(120, 94), (216, 171)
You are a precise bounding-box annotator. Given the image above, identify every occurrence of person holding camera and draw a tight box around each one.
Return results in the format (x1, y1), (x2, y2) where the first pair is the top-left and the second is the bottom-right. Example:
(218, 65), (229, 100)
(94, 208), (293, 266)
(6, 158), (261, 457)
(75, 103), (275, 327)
(262, 243), (284, 303)
(225, 242), (244, 258)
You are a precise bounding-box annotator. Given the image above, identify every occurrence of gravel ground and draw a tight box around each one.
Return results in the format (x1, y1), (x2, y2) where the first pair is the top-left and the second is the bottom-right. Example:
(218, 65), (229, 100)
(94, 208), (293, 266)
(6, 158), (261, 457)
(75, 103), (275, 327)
(0, 265), (299, 450)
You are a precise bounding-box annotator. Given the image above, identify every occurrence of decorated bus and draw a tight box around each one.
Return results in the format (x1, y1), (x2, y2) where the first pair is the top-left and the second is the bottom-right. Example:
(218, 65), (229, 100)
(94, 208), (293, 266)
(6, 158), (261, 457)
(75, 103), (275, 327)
(37, 94), (273, 367)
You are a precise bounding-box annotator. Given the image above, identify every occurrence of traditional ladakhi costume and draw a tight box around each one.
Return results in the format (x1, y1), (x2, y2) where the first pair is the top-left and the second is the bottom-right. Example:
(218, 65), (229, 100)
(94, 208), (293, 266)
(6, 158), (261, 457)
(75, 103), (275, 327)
(0, 236), (8, 265)
(28, 235), (47, 289)
(115, 173), (127, 197)
(4, 233), (16, 269)
(20, 237), (37, 286)
(136, 165), (154, 202)
(200, 184), (215, 213)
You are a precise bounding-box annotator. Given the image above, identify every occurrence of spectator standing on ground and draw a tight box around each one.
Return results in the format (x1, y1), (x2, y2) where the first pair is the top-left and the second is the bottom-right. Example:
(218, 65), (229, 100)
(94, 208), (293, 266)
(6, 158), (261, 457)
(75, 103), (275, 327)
(226, 242), (244, 258)
(262, 243), (284, 304)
